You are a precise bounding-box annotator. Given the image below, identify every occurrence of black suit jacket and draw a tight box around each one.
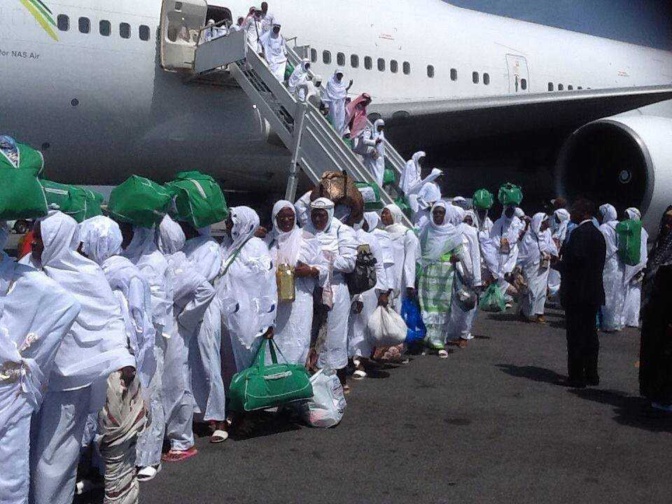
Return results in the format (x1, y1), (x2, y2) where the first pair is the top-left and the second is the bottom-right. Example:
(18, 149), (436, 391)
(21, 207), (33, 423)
(559, 221), (607, 308)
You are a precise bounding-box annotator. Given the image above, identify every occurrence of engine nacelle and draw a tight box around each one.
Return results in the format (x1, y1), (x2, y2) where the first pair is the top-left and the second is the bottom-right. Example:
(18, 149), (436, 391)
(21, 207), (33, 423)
(557, 115), (672, 233)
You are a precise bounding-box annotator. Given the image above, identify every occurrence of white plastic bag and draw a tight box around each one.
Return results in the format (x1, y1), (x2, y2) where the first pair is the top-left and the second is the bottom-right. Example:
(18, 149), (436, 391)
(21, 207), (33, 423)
(367, 306), (408, 346)
(300, 369), (346, 428)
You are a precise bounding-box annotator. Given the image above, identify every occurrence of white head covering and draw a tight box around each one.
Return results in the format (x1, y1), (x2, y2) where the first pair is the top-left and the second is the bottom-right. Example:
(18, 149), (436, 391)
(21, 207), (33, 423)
(383, 203), (409, 240)
(599, 203), (618, 223)
(123, 226), (158, 263)
(0, 221), (8, 250)
(514, 207), (525, 219)
(79, 216), (123, 266)
(626, 207), (641, 221)
(363, 212), (381, 232)
(157, 215), (186, 255)
(373, 118), (385, 130)
(447, 204), (465, 226)
(452, 196), (469, 210)
(271, 200), (303, 265)
(223, 206), (260, 263)
(310, 198), (335, 230)
(325, 69), (347, 100)
(419, 201), (463, 262)
(31, 211), (133, 391)
(519, 212), (551, 267)
(464, 210), (478, 228)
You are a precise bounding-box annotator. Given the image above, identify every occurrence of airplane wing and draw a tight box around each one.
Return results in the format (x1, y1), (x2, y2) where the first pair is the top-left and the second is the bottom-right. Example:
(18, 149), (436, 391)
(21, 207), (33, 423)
(370, 85), (672, 150)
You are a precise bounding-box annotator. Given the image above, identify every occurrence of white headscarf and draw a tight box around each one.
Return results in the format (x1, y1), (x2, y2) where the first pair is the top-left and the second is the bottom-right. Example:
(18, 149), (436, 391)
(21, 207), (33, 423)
(383, 203), (409, 241)
(626, 207), (641, 221)
(29, 211), (133, 391)
(364, 212), (381, 232)
(552, 208), (570, 242)
(271, 200), (304, 265)
(519, 213), (552, 267)
(157, 215), (186, 256)
(123, 226), (159, 264)
(222, 206), (260, 265)
(325, 69), (347, 101)
(79, 216), (123, 265)
(464, 210), (478, 229)
(419, 201), (463, 262)
(600, 203), (618, 224)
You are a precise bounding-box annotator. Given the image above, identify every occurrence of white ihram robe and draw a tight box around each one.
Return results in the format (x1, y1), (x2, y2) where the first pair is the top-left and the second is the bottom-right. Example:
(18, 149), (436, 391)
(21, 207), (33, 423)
(383, 204), (420, 314)
(260, 30), (288, 82)
(599, 204), (625, 332)
(622, 208), (649, 328)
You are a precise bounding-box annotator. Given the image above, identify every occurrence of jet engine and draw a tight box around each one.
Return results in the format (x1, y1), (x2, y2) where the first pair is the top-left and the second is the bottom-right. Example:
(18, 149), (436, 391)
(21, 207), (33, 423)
(557, 115), (672, 232)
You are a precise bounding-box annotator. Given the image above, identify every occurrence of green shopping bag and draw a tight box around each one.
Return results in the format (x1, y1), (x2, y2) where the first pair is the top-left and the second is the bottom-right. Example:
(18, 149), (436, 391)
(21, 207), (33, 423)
(479, 284), (506, 313)
(383, 167), (396, 186)
(616, 219), (642, 266)
(41, 181), (103, 223)
(0, 142), (48, 220)
(166, 171), (228, 228)
(473, 188), (494, 210)
(284, 62), (295, 81)
(229, 338), (313, 413)
(108, 176), (172, 228)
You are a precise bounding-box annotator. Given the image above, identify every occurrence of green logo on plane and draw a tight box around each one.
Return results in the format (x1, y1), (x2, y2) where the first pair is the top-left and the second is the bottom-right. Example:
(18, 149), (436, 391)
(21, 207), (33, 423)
(20, 0), (58, 41)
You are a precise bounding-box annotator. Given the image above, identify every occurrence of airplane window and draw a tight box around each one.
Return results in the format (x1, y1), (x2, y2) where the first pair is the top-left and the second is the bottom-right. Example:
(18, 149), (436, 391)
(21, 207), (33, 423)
(450, 68), (457, 81)
(364, 57), (372, 70)
(390, 60), (398, 73)
(99, 20), (111, 37)
(139, 25), (151, 41)
(427, 65), (435, 78)
(337, 53), (345, 66)
(57, 15), (69, 31)
(578, 86), (583, 90)
(377, 58), (385, 72)
(120, 23), (131, 39)
(483, 73), (490, 85)
(568, 85), (574, 90)
(310, 49), (317, 63)
(323, 51), (331, 65)
(403, 62), (411, 75)
(548, 83), (554, 91)
(79, 17), (90, 34)
(472, 72), (479, 84)
(558, 84), (564, 91)
(351, 55), (359, 68)
(521, 78), (527, 90)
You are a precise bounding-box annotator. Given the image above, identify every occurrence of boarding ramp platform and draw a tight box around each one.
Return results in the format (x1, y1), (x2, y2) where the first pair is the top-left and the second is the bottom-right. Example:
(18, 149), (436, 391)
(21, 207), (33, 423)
(192, 30), (412, 226)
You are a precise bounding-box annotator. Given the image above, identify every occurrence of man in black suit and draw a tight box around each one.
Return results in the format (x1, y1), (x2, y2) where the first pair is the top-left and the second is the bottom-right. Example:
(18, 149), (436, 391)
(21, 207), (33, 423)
(558, 199), (607, 388)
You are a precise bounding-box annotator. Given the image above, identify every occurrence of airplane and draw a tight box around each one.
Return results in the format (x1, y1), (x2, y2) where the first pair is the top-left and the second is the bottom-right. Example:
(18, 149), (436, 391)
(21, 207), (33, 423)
(1, 0), (672, 230)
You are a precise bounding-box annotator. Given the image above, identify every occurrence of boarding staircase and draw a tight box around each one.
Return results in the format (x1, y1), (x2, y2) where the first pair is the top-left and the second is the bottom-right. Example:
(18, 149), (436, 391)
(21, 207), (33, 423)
(191, 29), (411, 226)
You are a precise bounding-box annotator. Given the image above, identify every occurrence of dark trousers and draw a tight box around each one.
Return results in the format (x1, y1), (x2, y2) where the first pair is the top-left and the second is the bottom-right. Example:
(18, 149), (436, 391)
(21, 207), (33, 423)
(565, 303), (600, 383)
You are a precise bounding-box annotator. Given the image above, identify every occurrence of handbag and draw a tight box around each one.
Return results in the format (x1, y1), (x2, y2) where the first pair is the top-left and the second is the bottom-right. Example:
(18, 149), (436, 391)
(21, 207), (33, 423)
(367, 306), (408, 346)
(229, 338), (314, 412)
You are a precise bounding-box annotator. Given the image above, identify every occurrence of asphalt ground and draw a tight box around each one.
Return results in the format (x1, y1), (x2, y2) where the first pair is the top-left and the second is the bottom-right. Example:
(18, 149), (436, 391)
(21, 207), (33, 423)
(85, 306), (666, 504)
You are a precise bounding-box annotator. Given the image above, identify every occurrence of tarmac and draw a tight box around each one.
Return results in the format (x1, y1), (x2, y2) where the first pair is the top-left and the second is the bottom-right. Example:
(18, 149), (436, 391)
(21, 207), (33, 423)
(119, 307), (672, 504)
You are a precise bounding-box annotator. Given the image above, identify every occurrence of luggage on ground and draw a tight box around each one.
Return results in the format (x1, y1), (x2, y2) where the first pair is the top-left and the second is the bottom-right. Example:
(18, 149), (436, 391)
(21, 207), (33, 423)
(108, 176), (172, 228)
(300, 369), (346, 428)
(229, 338), (313, 412)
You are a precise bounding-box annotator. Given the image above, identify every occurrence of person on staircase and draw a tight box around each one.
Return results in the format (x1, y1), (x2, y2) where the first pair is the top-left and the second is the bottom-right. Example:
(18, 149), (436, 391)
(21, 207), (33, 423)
(358, 119), (386, 187)
(324, 69), (353, 136)
(260, 2), (275, 35)
(244, 8), (263, 55)
(288, 59), (312, 100)
(260, 21), (288, 82)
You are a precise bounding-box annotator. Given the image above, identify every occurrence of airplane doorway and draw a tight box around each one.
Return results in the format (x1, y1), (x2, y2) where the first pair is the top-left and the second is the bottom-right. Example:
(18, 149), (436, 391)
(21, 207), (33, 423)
(206, 5), (232, 26)
(506, 54), (530, 94)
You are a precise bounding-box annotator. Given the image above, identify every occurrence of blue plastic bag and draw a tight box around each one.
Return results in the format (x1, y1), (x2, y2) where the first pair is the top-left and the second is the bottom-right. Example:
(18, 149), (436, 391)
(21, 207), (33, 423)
(401, 297), (426, 345)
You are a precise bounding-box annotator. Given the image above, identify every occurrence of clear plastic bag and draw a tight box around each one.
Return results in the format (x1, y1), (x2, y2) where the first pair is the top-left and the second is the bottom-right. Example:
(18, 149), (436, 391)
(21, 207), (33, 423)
(300, 369), (346, 428)
(367, 306), (408, 346)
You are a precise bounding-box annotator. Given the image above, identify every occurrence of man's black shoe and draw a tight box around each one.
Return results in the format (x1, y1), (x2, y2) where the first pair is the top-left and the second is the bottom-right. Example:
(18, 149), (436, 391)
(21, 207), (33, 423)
(586, 376), (600, 387)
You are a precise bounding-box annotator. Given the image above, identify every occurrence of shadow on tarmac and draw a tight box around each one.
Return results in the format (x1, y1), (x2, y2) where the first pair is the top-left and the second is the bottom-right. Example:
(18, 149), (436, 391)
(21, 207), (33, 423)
(496, 364), (565, 385)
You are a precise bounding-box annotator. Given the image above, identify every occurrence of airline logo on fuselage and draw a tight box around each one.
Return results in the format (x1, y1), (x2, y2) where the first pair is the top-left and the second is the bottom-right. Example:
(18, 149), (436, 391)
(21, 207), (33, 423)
(19, 0), (58, 41)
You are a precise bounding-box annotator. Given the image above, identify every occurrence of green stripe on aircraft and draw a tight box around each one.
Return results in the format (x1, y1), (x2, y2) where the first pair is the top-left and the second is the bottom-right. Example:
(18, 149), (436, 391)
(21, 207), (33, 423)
(20, 0), (59, 41)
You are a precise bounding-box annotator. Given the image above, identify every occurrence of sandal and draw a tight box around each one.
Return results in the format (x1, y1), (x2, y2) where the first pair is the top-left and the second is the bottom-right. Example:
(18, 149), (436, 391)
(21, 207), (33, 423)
(352, 368), (367, 380)
(210, 420), (230, 443)
(161, 447), (198, 463)
(438, 349), (449, 359)
(137, 465), (162, 482)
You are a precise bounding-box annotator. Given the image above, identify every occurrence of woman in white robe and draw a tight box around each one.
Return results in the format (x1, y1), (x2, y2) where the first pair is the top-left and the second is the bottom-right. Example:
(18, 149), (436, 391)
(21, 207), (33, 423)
(599, 203), (626, 332)
(288, 58), (311, 100)
(547, 208), (570, 301)
(157, 217), (215, 463)
(622, 207), (649, 328)
(305, 198), (357, 387)
(122, 224), (172, 481)
(0, 225), (80, 504)
(447, 209), (482, 346)
(324, 69), (348, 136)
(418, 202), (465, 357)
(360, 119), (386, 187)
(268, 201), (327, 366)
(381, 204), (420, 314)
(26, 211), (135, 504)
(260, 21), (287, 81)
(518, 213), (558, 322)
(487, 206), (524, 298)
(348, 213), (390, 376)
(181, 224), (227, 442)
(218, 207), (277, 378)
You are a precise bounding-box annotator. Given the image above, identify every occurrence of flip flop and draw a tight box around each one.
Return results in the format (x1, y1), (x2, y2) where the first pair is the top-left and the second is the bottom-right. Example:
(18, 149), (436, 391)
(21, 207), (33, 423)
(137, 465), (162, 482)
(352, 369), (367, 380)
(161, 447), (198, 463)
(438, 350), (449, 359)
(210, 429), (229, 444)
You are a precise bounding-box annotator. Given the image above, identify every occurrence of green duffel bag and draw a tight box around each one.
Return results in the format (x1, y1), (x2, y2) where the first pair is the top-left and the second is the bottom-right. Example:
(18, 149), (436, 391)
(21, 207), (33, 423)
(0, 142), (48, 220)
(473, 188), (494, 210)
(498, 183), (523, 207)
(166, 171), (228, 228)
(82, 188), (104, 220)
(383, 167), (396, 186)
(42, 182), (104, 223)
(229, 338), (313, 413)
(616, 219), (642, 266)
(479, 284), (506, 313)
(355, 182), (383, 211)
(108, 176), (172, 228)
(284, 62), (295, 82)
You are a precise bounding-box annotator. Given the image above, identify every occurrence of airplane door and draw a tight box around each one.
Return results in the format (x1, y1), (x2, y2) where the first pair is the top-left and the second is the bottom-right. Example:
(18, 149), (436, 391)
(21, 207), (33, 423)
(160, 0), (208, 71)
(506, 55), (530, 93)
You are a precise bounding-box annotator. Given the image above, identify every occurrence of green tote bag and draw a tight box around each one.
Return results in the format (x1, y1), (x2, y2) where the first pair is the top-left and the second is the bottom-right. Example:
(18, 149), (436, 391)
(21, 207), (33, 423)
(229, 338), (314, 413)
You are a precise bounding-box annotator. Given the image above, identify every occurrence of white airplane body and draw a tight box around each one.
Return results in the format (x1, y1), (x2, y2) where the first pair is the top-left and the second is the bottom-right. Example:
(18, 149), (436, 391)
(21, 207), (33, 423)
(1, 0), (672, 227)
